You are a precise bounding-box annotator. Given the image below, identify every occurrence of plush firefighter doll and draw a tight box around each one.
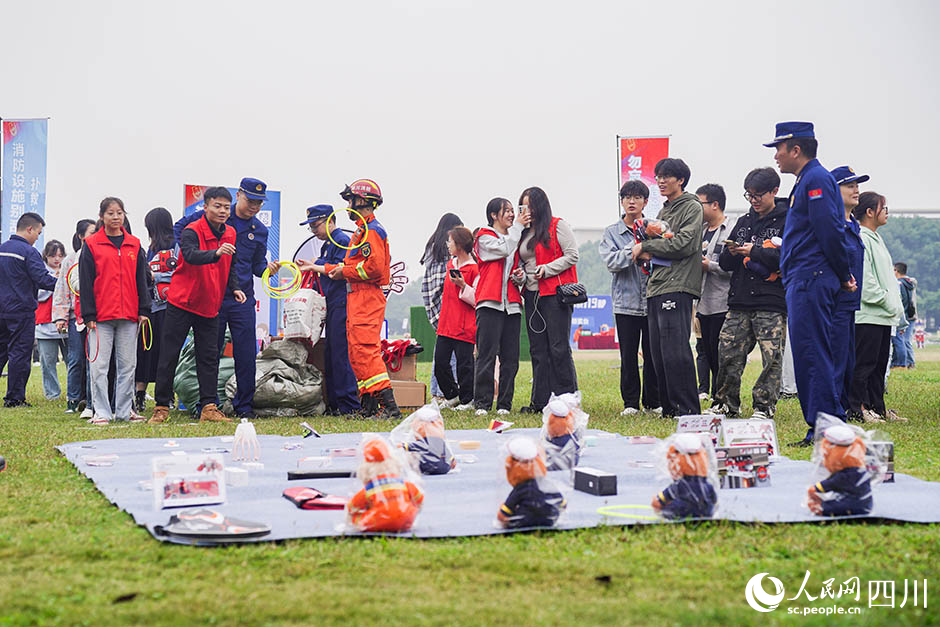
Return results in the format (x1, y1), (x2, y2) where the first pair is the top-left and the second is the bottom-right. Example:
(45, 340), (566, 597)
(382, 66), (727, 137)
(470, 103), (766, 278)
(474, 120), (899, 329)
(497, 437), (566, 529)
(807, 425), (873, 517)
(346, 437), (424, 533)
(542, 398), (581, 471)
(405, 405), (456, 475)
(742, 236), (782, 281)
(652, 433), (717, 520)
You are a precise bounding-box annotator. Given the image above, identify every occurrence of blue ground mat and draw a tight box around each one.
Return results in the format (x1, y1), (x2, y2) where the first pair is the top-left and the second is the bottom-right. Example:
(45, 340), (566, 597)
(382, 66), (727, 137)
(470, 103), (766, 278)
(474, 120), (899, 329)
(57, 428), (940, 545)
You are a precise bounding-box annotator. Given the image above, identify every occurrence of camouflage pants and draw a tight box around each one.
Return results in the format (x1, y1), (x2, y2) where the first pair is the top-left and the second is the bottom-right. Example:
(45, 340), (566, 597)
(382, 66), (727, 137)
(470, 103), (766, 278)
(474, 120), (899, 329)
(713, 310), (787, 416)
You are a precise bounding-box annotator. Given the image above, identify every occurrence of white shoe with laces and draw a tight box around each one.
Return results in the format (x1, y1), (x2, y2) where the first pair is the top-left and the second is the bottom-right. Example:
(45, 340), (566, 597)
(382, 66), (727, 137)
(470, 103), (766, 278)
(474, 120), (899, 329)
(80, 407), (94, 420)
(649, 407), (663, 414)
(89, 415), (109, 425)
(454, 403), (474, 411)
(474, 409), (488, 417)
(440, 397), (460, 409)
(621, 407), (639, 416)
(496, 408), (510, 415)
(750, 410), (771, 420)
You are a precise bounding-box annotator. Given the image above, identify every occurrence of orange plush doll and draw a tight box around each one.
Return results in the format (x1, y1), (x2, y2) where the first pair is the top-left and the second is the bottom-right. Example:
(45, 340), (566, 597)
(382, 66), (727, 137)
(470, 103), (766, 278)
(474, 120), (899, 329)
(651, 433), (718, 520)
(742, 236), (782, 281)
(807, 425), (873, 517)
(497, 437), (566, 529)
(346, 437), (424, 533)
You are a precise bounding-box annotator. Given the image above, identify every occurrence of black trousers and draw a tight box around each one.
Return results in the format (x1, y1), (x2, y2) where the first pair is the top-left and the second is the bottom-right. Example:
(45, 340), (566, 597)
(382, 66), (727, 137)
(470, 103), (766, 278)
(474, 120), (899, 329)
(647, 292), (700, 417)
(697, 312), (726, 397)
(0, 315), (35, 403)
(434, 335), (475, 405)
(615, 314), (660, 410)
(135, 307), (165, 385)
(473, 308), (520, 411)
(695, 337), (710, 394)
(523, 290), (578, 409)
(848, 323), (891, 416)
(154, 303), (220, 409)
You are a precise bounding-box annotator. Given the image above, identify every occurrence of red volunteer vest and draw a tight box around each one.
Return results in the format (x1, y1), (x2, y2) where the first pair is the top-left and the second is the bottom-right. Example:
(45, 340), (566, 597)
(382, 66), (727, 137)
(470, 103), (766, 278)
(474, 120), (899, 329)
(86, 228), (142, 322)
(533, 217), (578, 297)
(168, 217), (236, 317)
(35, 295), (53, 325)
(436, 259), (479, 344)
(473, 227), (522, 306)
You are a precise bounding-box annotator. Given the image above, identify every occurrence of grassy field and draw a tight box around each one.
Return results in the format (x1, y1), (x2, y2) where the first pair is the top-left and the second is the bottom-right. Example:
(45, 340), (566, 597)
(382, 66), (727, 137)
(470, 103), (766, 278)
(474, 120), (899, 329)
(1, 347), (938, 626)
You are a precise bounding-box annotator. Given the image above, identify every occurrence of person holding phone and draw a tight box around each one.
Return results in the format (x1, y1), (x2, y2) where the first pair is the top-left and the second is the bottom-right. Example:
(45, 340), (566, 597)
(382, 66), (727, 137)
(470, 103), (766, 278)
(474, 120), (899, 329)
(694, 184), (731, 401)
(434, 226), (479, 410)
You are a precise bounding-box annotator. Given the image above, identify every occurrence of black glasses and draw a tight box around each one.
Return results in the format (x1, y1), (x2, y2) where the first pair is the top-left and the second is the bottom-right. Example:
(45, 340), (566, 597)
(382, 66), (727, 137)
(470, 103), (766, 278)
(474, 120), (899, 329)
(743, 191), (769, 202)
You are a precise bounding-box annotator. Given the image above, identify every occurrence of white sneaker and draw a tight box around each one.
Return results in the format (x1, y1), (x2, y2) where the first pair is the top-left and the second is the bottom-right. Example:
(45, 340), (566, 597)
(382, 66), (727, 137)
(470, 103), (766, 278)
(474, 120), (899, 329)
(80, 408), (94, 419)
(698, 392), (710, 401)
(885, 409), (909, 422)
(649, 407), (663, 414)
(440, 397), (460, 409)
(129, 409), (147, 423)
(621, 407), (639, 416)
(496, 408), (511, 415)
(704, 404), (728, 416)
(863, 409), (886, 423)
(454, 403), (474, 411)
(474, 409), (488, 417)
(750, 410), (770, 420)
(89, 415), (109, 425)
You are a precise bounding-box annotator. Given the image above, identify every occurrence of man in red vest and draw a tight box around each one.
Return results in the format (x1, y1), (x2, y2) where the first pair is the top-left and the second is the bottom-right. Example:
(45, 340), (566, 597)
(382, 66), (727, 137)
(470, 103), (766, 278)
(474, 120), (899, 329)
(149, 187), (245, 424)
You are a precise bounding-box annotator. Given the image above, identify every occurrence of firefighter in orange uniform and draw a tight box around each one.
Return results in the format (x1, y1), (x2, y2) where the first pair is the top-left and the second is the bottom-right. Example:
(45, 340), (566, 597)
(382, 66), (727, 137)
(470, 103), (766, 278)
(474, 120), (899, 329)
(323, 179), (401, 419)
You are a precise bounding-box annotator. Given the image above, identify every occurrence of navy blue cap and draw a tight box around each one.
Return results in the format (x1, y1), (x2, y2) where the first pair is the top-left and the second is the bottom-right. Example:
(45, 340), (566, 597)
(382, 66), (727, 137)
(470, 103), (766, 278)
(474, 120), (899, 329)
(830, 166), (870, 186)
(299, 204), (334, 226)
(239, 177), (267, 200)
(763, 121), (815, 147)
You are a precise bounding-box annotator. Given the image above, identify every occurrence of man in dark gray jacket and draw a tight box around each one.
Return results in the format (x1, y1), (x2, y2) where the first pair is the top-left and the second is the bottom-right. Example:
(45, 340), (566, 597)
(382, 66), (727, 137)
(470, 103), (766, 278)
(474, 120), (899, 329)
(632, 158), (703, 417)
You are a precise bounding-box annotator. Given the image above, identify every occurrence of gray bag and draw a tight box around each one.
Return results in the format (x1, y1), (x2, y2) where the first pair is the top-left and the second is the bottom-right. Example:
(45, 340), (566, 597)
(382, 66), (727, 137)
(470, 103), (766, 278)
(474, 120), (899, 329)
(224, 339), (324, 417)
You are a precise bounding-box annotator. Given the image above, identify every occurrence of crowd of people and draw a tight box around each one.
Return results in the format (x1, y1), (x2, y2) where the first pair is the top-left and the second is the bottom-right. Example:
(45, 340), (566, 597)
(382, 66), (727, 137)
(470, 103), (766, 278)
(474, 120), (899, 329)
(0, 122), (925, 442)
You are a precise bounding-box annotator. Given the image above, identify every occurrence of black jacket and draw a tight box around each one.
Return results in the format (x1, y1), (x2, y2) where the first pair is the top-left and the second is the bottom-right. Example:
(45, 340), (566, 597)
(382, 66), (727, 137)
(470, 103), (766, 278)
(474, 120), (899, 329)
(718, 199), (788, 314)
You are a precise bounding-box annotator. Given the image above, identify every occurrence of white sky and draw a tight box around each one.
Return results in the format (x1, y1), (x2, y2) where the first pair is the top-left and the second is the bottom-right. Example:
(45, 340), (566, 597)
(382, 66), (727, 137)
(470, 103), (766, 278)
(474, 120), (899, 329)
(3, 0), (939, 277)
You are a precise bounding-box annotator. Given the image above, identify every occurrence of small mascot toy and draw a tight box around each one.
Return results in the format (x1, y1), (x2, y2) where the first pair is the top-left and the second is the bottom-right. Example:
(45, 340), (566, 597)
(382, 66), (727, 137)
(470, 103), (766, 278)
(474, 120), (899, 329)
(346, 436), (424, 533)
(497, 437), (566, 529)
(540, 395), (587, 471)
(391, 404), (456, 475)
(652, 433), (718, 520)
(807, 425), (873, 517)
(742, 236), (782, 282)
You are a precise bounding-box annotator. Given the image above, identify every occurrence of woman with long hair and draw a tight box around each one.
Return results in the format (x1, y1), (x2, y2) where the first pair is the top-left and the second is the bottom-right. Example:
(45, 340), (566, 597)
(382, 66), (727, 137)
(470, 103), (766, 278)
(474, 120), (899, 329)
(472, 198), (528, 415)
(36, 240), (67, 400)
(848, 192), (906, 423)
(420, 212), (464, 398)
(52, 219), (96, 415)
(78, 197), (151, 424)
(134, 207), (178, 413)
(516, 187), (579, 412)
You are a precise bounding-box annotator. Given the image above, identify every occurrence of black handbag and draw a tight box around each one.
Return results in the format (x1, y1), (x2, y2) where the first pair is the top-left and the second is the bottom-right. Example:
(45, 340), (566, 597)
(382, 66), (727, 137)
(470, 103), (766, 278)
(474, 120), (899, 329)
(555, 282), (587, 305)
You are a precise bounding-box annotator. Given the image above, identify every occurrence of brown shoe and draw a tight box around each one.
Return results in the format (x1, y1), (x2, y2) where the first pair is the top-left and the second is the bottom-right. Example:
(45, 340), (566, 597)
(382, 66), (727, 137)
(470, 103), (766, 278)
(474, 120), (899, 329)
(148, 405), (170, 424)
(200, 403), (232, 423)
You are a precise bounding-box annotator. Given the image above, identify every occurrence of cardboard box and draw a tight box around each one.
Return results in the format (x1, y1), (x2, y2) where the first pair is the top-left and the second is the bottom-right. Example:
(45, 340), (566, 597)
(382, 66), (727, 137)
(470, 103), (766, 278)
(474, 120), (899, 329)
(716, 445), (771, 489)
(574, 467), (618, 496)
(388, 353), (417, 381)
(392, 380), (426, 408)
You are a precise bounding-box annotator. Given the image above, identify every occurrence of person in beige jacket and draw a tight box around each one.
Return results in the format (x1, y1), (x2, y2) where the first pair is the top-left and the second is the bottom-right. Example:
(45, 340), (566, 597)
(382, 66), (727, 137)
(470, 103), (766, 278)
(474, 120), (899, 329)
(848, 192), (905, 422)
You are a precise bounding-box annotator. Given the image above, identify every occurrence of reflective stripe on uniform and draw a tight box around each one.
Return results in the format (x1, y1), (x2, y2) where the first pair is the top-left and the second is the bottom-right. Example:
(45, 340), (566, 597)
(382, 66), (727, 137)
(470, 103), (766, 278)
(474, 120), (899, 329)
(356, 261), (368, 280)
(0, 252), (26, 261)
(357, 371), (389, 390)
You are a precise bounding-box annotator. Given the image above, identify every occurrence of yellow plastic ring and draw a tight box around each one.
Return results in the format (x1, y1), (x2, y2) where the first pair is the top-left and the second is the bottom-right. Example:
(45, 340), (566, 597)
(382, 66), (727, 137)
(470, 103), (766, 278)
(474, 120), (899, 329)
(326, 208), (368, 250)
(140, 318), (153, 351)
(66, 264), (80, 296)
(261, 261), (302, 299)
(596, 504), (659, 521)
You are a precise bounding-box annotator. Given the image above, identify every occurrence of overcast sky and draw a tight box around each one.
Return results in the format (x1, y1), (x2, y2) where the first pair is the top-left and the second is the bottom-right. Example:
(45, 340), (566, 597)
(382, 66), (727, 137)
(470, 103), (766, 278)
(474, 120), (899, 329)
(4, 0), (939, 277)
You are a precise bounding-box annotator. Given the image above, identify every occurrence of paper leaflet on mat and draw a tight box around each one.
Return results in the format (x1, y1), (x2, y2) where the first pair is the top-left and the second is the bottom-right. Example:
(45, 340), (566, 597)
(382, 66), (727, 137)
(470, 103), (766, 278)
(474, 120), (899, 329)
(390, 402), (456, 475)
(538, 392), (589, 471)
(344, 434), (424, 533)
(496, 436), (566, 530)
(651, 433), (718, 520)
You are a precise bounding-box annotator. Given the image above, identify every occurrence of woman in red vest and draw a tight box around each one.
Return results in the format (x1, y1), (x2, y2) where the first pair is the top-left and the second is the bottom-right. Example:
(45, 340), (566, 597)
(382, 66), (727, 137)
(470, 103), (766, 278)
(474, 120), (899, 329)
(78, 197), (151, 424)
(35, 240), (66, 400)
(435, 226), (479, 410)
(517, 187), (580, 412)
(472, 198), (529, 416)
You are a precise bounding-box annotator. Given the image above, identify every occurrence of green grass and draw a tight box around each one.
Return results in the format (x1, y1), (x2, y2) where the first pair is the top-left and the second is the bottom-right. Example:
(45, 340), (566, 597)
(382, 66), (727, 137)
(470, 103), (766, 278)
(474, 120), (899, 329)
(1, 348), (939, 626)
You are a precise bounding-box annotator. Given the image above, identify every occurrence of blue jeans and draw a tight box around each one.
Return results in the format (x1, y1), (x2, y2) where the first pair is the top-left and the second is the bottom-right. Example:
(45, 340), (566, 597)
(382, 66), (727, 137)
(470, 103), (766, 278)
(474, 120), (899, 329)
(891, 323), (914, 367)
(66, 318), (86, 403)
(37, 338), (63, 399)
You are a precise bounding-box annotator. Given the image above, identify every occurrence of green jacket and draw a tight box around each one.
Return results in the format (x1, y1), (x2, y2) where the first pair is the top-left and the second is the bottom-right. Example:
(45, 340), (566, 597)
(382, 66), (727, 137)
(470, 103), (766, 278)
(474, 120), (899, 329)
(856, 225), (903, 326)
(642, 192), (704, 298)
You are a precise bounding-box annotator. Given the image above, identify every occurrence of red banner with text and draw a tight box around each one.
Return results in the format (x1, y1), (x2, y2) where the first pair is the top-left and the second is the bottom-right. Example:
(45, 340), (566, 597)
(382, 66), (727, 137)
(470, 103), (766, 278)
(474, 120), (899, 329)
(618, 136), (669, 214)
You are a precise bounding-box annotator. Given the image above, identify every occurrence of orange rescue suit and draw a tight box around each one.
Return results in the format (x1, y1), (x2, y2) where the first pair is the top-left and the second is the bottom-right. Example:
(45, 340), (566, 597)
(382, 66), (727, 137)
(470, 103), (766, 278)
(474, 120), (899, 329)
(324, 213), (392, 395)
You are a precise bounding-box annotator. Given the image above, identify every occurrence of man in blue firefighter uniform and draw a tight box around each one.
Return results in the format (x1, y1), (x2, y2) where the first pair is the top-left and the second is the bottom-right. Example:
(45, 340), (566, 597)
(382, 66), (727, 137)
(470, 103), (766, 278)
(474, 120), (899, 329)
(175, 177), (277, 417)
(764, 122), (856, 447)
(297, 205), (361, 415)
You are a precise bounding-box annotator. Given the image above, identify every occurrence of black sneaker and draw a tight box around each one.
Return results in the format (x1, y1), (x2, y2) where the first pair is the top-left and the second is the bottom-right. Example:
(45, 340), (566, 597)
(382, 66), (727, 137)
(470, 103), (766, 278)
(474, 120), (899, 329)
(236, 411), (258, 420)
(789, 438), (813, 448)
(845, 411), (865, 423)
(519, 405), (540, 414)
(3, 400), (31, 408)
(134, 391), (147, 414)
(65, 400), (79, 414)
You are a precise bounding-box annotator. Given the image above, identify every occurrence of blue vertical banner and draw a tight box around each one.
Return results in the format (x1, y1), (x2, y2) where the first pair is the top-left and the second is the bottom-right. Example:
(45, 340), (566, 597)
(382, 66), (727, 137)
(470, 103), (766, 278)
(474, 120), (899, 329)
(183, 184), (281, 340)
(2, 119), (49, 241)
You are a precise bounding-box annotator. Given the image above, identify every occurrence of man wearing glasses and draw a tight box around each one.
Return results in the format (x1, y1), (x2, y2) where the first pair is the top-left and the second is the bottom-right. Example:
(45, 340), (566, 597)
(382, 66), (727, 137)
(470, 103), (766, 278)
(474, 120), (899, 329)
(765, 122), (855, 446)
(296, 205), (360, 415)
(707, 167), (788, 421)
(175, 177), (278, 418)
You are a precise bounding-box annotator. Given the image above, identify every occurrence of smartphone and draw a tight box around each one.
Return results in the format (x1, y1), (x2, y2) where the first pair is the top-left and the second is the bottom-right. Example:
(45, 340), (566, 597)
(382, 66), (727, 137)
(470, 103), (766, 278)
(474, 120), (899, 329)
(723, 239), (738, 246)
(449, 268), (461, 279)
